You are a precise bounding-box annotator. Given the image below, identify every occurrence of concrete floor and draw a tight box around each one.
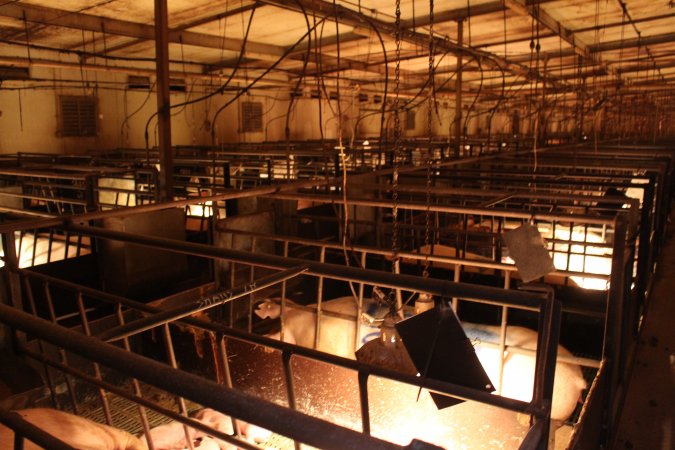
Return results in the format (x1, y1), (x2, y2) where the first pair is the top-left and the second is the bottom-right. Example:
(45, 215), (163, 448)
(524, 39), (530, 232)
(612, 213), (675, 450)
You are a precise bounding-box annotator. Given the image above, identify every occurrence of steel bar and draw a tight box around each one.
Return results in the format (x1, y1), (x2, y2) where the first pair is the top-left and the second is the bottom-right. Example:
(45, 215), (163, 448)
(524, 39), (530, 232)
(400, 0), (558, 29)
(268, 192), (617, 226)
(0, 408), (76, 450)
(0, 303), (457, 450)
(479, 193), (517, 208)
(0, 2), (284, 58)
(604, 215), (630, 438)
(113, 305), (155, 449)
(43, 282), (79, 414)
(97, 265), (309, 342)
(0, 169), (90, 180)
(405, 171), (652, 193)
(455, 19), (464, 158)
(220, 223), (610, 256)
(468, 337), (600, 369)
(63, 223), (548, 308)
(531, 286), (561, 448)
(75, 291), (114, 426)
(21, 275), (60, 408)
(0, 174), (339, 234)
(19, 347), (259, 450)
(93, 0), (258, 57)
(358, 371), (371, 435)
(259, 0), (556, 83)
(0, 205), (56, 217)
(0, 191), (88, 206)
(161, 322), (196, 450)
(518, 419), (546, 450)
(1, 300), (546, 414)
(498, 303), (509, 396)
(435, 164), (655, 181)
(216, 335), (243, 440)
(634, 179), (655, 312)
(281, 350), (300, 450)
(0, 144), (579, 235)
(14, 268), (566, 417)
(154, 0), (173, 201)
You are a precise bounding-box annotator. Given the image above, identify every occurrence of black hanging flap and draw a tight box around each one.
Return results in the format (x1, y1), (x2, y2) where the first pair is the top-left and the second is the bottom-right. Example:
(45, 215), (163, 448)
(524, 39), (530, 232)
(395, 307), (495, 409)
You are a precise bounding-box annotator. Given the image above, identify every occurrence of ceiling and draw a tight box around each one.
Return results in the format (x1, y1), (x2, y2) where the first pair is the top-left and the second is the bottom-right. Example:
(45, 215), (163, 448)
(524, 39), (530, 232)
(0, 0), (674, 106)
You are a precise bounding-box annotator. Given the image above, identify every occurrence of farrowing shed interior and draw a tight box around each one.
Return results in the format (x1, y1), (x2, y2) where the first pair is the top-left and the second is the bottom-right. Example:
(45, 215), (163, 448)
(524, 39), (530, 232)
(0, 1), (674, 449)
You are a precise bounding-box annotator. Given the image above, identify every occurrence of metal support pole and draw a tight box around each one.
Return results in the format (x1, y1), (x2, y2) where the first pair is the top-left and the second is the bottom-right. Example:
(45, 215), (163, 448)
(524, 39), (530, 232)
(635, 180), (655, 310)
(0, 408), (76, 450)
(154, 0), (173, 201)
(0, 304), (441, 450)
(1, 231), (23, 346)
(529, 285), (561, 449)
(454, 19), (463, 158)
(603, 215), (629, 441)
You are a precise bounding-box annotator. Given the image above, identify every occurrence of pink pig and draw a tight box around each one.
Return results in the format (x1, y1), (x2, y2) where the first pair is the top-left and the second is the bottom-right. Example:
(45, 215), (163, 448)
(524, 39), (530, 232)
(0, 408), (147, 450)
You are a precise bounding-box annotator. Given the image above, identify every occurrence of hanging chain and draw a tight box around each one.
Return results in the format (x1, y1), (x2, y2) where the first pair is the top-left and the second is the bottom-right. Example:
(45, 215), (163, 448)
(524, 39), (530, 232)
(391, 0), (402, 266)
(389, 0), (402, 310)
(423, 0), (434, 278)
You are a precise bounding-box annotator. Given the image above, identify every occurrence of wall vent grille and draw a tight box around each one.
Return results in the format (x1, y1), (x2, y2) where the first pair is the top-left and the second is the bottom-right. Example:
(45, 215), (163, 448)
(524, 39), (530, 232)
(241, 101), (263, 132)
(405, 110), (415, 131)
(59, 96), (97, 137)
(0, 66), (30, 81)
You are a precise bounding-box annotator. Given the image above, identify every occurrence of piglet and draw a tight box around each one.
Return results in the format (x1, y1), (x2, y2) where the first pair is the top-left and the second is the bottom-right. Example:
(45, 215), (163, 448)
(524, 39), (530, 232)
(192, 408), (271, 448)
(141, 408), (271, 450)
(140, 419), (196, 450)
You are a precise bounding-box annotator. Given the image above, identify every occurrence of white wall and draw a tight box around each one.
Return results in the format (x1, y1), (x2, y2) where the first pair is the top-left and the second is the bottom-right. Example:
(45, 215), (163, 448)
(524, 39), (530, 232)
(0, 64), (212, 154)
(1, 62), (502, 154)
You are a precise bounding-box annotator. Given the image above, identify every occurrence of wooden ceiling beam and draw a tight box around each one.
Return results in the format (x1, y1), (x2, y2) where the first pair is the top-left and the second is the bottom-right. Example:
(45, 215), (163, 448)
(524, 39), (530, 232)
(97, 1), (260, 56)
(476, 11), (675, 50)
(504, 0), (590, 59)
(0, 55), (289, 84)
(590, 32), (675, 53)
(401, 0), (556, 30)
(258, 0), (567, 87)
(617, 60), (675, 75)
(0, 2), (285, 60)
(507, 32), (675, 65)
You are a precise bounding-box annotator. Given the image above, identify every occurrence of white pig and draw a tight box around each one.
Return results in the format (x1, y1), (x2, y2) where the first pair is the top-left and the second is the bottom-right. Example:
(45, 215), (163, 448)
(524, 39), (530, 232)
(463, 322), (587, 423)
(140, 408), (270, 450)
(0, 408), (148, 450)
(259, 296), (586, 423)
(254, 296), (384, 359)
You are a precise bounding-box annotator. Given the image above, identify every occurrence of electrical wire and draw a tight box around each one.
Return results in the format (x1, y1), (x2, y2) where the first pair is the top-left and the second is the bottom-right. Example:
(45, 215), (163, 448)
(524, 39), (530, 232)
(143, 5), (259, 150)
(208, 17), (328, 146)
(284, 0), (313, 147)
(120, 80), (157, 144)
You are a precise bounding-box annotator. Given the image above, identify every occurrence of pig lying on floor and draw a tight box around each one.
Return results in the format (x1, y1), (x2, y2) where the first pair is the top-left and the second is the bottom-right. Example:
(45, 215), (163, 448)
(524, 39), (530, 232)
(0, 408), (147, 450)
(462, 322), (587, 423)
(254, 295), (383, 359)
(256, 296), (586, 423)
(140, 408), (270, 450)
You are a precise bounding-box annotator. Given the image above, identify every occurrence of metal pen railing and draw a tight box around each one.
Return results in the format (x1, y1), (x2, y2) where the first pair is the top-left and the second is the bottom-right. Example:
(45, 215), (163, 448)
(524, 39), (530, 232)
(0, 268), (561, 450)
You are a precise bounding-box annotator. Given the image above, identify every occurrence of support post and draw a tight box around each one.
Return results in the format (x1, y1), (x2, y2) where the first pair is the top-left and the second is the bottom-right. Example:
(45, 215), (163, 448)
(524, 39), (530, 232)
(154, 0), (173, 201)
(454, 19), (463, 158)
(1, 231), (24, 347)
